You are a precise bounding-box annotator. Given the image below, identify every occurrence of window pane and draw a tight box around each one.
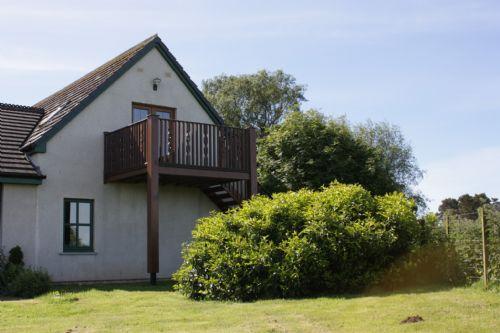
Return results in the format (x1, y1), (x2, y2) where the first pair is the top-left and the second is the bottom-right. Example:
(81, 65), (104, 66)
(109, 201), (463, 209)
(64, 225), (77, 247)
(70, 202), (77, 224)
(132, 108), (148, 122)
(77, 226), (91, 247)
(78, 202), (91, 224)
(157, 111), (171, 120)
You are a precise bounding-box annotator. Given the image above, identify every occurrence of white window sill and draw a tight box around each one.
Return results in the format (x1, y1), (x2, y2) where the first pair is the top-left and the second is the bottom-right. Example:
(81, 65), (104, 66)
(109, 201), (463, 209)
(59, 252), (98, 256)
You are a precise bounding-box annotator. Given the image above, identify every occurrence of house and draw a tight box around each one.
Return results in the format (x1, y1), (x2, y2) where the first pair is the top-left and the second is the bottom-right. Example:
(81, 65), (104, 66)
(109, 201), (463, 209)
(0, 35), (257, 284)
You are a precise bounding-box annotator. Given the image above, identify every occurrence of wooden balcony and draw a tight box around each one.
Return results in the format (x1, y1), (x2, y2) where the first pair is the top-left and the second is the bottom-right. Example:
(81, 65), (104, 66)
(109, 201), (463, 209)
(104, 116), (257, 194)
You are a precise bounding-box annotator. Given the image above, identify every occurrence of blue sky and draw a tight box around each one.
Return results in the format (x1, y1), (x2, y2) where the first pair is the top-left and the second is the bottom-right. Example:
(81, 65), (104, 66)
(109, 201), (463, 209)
(1, 0), (499, 210)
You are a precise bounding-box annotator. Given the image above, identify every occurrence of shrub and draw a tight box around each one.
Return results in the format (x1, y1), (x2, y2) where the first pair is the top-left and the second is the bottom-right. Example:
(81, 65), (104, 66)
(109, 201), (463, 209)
(0, 246), (51, 298)
(8, 245), (24, 266)
(7, 267), (51, 298)
(174, 182), (420, 301)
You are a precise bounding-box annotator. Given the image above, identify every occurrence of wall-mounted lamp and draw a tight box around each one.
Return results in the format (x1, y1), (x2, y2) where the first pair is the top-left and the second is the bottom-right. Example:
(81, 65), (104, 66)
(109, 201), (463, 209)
(152, 77), (161, 91)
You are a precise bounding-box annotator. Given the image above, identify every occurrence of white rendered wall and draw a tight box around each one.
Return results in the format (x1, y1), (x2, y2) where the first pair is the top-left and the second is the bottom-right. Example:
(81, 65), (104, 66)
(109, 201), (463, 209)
(0, 184), (38, 267)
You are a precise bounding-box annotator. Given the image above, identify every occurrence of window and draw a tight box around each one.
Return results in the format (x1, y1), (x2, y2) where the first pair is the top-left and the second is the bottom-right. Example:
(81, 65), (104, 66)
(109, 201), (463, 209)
(132, 103), (175, 123)
(63, 199), (94, 252)
(132, 107), (149, 123)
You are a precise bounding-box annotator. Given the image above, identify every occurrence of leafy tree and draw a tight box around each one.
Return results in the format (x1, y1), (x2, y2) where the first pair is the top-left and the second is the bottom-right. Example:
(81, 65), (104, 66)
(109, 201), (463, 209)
(438, 198), (459, 216)
(354, 121), (423, 196)
(202, 70), (306, 134)
(257, 110), (398, 195)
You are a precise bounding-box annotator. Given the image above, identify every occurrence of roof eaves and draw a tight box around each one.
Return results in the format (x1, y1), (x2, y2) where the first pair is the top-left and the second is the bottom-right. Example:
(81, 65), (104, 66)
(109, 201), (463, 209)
(0, 103), (44, 114)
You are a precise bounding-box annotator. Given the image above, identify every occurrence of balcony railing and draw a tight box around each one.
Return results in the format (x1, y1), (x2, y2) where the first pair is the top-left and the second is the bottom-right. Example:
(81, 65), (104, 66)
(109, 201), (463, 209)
(104, 119), (148, 179)
(157, 119), (250, 172)
(104, 118), (252, 181)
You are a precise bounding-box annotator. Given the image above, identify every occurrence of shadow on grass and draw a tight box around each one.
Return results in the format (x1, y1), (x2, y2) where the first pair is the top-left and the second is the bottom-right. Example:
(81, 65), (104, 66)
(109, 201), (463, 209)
(263, 283), (460, 303)
(49, 280), (461, 304)
(52, 279), (177, 294)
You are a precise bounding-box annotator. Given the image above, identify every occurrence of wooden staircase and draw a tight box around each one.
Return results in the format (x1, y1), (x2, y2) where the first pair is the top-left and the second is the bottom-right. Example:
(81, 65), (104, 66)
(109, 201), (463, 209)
(202, 180), (249, 211)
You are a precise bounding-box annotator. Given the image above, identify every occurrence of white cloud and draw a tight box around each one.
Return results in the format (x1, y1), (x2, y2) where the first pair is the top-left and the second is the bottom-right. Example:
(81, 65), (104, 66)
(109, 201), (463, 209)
(418, 147), (500, 211)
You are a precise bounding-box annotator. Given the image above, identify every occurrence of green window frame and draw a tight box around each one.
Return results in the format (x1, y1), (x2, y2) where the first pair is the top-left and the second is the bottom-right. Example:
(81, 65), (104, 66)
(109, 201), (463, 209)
(63, 198), (94, 252)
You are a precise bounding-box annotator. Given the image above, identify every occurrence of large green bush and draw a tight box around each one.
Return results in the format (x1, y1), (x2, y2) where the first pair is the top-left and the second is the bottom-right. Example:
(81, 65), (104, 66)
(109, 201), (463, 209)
(174, 183), (420, 301)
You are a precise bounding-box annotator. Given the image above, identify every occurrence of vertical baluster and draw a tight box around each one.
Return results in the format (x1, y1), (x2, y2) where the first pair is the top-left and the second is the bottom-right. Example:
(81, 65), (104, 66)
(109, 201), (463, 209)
(132, 124), (136, 169)
(158, 120), (162, 164)
(208, 125), (213, 167)
(164, 120), (168, 163)
(230, 128), (234, 170)
(176, 120), (179, 164)
(136, 123), (140, 168)
(184, 121), (187, 165)
(182, 121), (185, 165)
(133, 123), (137, 169)
(133, 126), (136, 168)
(203, 124), (208, 167)
(177, 121), (182, 164)
(193, 123), (197, 167)
(239, 129), (243, 170)
(232, 128), (235, 170)
(169, 119), (174, 164)
(220, 127), (224, 169)
(127, 128), (130, 170)
(213, 125), (217, 168)
(227, 128), (232, 170)
(129, 126), (133, 170)
(175, 121), (179, 164)
(124, 128), (128, 171)
(194, 124), (200, 166)
(186, 123), (192, 165)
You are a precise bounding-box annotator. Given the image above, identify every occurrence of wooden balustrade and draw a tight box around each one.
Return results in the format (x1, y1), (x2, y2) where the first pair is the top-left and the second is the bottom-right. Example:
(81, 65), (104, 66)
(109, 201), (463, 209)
(222, 180), (249, 203)
(104, 118), (252, 181)
(158, 119), (249, 172)
(104, 119), (147, 180)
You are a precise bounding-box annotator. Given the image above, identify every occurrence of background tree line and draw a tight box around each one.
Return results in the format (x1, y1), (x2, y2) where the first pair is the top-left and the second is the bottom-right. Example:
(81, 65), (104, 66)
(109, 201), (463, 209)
(203, 69), (423, 207)
(439, 193), (498, 219)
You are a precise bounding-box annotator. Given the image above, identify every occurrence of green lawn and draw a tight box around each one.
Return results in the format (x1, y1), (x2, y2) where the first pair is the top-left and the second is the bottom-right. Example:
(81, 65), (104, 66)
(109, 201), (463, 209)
(0, 282), (498, 333)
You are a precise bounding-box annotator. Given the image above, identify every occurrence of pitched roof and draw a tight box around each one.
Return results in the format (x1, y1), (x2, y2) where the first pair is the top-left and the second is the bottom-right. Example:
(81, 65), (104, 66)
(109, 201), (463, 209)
(0, 103), (44, 179)
(22, 34), (223, 151)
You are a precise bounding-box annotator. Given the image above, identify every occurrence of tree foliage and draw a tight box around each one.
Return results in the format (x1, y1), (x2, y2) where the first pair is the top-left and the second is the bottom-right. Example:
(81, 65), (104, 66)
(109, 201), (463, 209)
(354, 121), (423, 197)
(438, 193), (496, 218)
(257, 110), (417, 197)
(202, 70), (306, 134)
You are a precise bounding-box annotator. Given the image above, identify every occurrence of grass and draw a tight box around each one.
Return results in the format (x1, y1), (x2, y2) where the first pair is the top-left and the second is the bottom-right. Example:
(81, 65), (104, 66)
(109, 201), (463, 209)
(0, 282), (499, 333)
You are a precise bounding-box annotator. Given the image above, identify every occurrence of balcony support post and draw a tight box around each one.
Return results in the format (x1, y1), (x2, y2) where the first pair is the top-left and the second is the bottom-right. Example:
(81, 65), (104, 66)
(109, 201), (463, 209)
(146, 114), (160, 285)
(247, 127), (258, 198)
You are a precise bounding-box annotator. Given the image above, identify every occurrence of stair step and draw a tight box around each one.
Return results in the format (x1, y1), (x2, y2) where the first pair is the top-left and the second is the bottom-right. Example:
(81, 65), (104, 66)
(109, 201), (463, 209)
(214, 192), (232, 199)
(203, 185), (225, 193)
(202, 184), (244, 211)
